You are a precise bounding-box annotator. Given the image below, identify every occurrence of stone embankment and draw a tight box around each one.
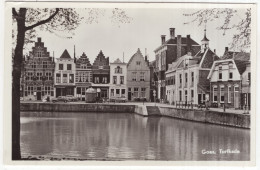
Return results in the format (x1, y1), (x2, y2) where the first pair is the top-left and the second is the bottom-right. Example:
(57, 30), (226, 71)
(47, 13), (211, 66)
(21, 103), (250, 129)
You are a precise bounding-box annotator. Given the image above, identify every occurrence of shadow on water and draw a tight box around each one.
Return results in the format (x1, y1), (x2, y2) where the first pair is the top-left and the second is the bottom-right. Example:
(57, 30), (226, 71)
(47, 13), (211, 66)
(20, 112), (250, 161)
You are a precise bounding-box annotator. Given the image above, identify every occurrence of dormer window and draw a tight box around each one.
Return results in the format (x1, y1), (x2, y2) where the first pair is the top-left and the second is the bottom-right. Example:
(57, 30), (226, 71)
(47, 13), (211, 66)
(136, 61), (141, 65)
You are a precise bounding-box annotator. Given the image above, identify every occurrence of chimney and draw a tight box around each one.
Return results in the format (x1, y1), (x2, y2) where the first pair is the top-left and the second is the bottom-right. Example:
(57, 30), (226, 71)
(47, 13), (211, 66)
(169, 28), (175, 39)
(161, 35), (166, 44)
(177, 35), (182, 58)
(214, 49), (216, 53)
(225, 47), (229, 52)
(187, 34), (191, 54)
(145, 48), (147, 61)
(37, 37), (41, 42)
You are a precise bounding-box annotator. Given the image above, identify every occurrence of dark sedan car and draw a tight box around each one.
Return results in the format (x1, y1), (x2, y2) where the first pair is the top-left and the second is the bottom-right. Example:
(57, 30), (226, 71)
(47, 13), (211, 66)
(52, 96), (69, 103)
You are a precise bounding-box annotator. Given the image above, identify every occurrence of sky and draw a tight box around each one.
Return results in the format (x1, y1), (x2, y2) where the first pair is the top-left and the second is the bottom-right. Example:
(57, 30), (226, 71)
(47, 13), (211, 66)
(21, 7), (247, 64)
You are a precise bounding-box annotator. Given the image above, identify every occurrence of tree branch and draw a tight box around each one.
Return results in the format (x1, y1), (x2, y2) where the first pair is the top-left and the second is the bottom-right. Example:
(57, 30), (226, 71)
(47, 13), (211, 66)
(12, 8), (18, 17)
(25, 8), (59, 31)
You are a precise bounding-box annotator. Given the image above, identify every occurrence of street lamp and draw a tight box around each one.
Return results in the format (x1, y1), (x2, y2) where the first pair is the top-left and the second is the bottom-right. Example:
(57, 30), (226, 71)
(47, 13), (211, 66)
(246, 79), (250, 114)
(153, 90), (156, 106)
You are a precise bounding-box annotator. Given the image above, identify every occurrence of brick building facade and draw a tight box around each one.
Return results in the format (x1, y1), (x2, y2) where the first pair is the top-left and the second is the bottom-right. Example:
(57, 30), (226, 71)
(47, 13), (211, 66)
(21, 37), (55, 101)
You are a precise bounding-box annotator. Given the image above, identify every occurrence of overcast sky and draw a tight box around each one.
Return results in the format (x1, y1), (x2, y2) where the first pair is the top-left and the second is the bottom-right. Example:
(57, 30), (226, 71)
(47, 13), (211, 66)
(23, 8), (247, 64)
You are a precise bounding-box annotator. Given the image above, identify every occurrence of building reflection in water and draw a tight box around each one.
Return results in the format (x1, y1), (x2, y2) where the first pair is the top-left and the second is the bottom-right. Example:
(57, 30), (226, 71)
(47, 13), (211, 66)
(20, 112), (250, 160)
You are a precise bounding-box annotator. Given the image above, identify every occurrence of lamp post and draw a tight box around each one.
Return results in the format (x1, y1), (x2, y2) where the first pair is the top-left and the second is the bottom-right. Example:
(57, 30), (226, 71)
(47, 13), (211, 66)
(153, 90), (156, 106)
(246, 79), (250, 114)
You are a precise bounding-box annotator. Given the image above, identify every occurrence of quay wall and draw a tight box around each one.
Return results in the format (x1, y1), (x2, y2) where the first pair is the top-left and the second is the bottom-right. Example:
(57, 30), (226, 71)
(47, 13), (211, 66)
(158, 106), (250, 129)
(20, 103), (250, 128)
(20, 103), (136, 113)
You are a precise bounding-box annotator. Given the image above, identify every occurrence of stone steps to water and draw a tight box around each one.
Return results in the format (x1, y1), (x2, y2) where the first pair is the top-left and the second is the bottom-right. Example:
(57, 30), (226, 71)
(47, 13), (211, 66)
(146, 106), (161, 116)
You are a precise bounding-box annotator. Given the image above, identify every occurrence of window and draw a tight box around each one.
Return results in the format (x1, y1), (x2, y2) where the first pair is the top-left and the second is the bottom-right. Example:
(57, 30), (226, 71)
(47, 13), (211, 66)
(27, 72), (33, 80)
(43, 62), (47, 69)
(46, 72), (52, 80)
(56, 73), (61, 83)
(173, 75), (175, 85)
(191, 72), (194, 84)
(228, 86), (232, 103)
(213, 86), (218, 102)
(63, 74), (67, 83)
(44, 86), (51, 95)
(191, 90), (194, 101)
(220, 86), (225, 103)
(36, 72), (42, 80)
(185, 90), (188, 101)
(136, 61), (141, 65)
(99, 66), (103, 69)
(185, 73), (188, 84)
(219, 73), (222, 80)
(111, 89), (114, 97)
(120, 76), (124, 84)
(27, 86), (34, 95)
(132, 72), (137, 81)
(115, 66), (122, 73)
(36, 51), (42, 57)
(59, 64), (63, 70)
(116, 89), (120, 96)
(121, 89), (126, 97)
(248, 72), (251, 82)
(179, 74), (182, 84)
(102, 77), (107, 84)
(179, 90), (182, 101)
(229, 72), (233, 79)
(219, 66), (222, 80)
(141, 88), (146, 98)
(32, 62), (36, 69)
(67, 64), (72, 70)
(140, 72), (145, 81)
(69, 74), (74, 83)
(113, 76), (117, 84)
(95, 77), (99, 84)
(134, 88), (139, 97)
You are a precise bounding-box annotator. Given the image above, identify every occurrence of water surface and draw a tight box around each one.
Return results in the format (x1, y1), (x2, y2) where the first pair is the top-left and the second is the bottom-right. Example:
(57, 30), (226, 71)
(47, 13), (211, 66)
(20, 112), (250, 160)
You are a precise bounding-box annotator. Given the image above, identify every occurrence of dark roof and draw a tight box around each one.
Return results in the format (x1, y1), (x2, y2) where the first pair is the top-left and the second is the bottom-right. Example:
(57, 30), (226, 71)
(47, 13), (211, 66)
(221, 51), (250, 61)
(193, 48), (219, 68)
(234, 60), (248, 75)
(60, 49), (71, 59)
(164, 37), (200, 45)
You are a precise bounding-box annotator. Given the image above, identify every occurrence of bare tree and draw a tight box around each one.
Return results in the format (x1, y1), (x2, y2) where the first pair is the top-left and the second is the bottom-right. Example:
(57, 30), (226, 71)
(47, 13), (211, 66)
(12, 7), (132, 160)
(183, 8), (251, 51)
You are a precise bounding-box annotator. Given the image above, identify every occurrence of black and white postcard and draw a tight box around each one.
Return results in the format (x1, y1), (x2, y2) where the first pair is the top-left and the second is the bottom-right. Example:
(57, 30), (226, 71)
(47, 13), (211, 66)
(3, 0), (258, 168)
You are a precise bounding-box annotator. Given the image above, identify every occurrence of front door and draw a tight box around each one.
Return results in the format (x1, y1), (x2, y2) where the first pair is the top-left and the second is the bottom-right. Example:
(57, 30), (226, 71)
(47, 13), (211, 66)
(234, 92), (239, 108)
(198, 94), (201, 104)
(128, 92), (131, 101)
(37, 92), (41, 100)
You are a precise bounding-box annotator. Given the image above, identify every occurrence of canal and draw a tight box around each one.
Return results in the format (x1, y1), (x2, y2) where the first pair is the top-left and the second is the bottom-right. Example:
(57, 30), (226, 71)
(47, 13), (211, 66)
(20, 112), (250, 161)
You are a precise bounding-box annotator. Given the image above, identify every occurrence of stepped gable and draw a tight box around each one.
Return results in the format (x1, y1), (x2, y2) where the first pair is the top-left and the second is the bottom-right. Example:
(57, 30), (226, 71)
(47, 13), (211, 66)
(30, 37), (50, 58)
(76, 52), (92, 66)
(93, 50), (109, 66)
(60, 49), (72, 59)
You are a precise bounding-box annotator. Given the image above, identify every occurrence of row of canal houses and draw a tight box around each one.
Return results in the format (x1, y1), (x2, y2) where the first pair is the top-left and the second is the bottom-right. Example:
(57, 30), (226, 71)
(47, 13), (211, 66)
(154, 28), (251, 109)
(21, 27), (251, 109)
(21, 37), (151, 102)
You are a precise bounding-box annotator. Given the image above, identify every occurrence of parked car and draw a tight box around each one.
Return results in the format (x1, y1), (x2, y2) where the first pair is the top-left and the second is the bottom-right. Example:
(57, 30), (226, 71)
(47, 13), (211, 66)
(52, 96), (69, 103)
(66, 95), (78, 102)
(110, 97), (127, 103)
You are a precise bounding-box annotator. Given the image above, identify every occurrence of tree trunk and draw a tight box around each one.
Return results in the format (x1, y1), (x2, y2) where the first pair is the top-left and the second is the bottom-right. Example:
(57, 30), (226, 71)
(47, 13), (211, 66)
(12, 8), (26, 160)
